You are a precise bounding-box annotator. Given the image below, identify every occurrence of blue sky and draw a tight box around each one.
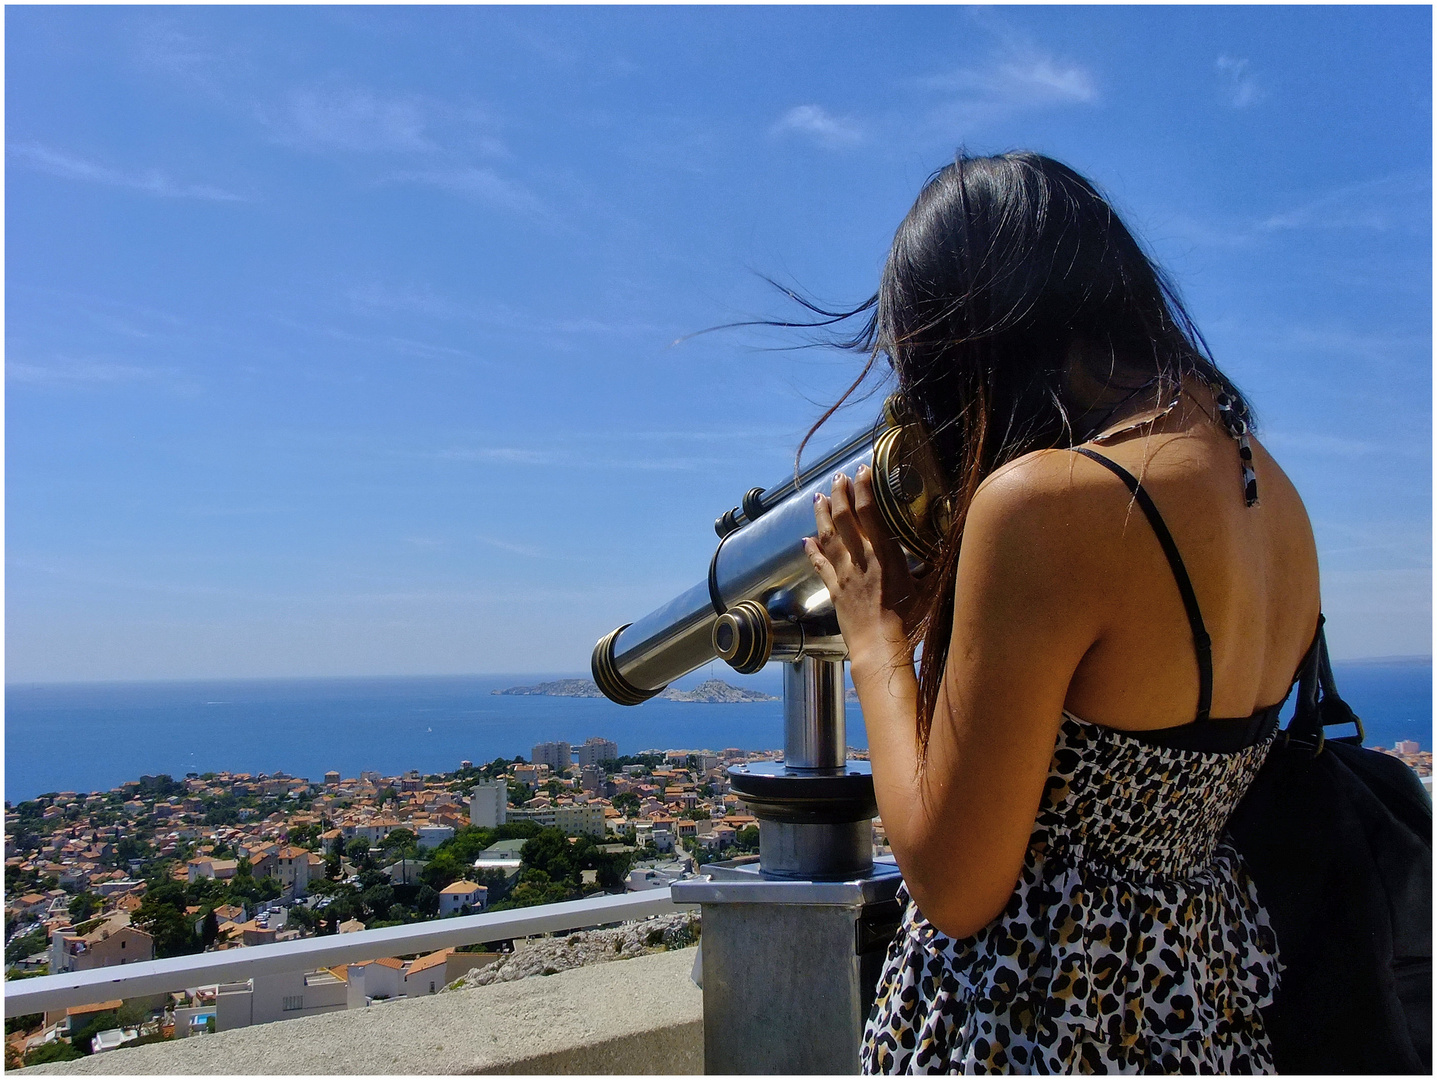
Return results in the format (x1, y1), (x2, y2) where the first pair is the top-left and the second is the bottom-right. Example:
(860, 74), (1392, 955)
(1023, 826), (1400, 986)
(6, 5), (1431, 682)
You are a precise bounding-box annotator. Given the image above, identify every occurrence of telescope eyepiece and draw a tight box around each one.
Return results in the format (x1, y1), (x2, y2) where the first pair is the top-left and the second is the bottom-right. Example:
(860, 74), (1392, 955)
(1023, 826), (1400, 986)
(712, 600), (773, 675)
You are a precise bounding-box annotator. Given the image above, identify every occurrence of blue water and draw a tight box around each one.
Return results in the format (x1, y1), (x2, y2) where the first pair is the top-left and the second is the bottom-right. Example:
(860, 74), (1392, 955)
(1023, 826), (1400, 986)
(4, 670), (803, 802)
(5, 661), (1429, 803)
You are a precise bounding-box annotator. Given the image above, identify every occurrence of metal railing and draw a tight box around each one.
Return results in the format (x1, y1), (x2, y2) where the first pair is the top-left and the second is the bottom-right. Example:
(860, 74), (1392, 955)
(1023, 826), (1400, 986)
(4, 889), (689, 1017)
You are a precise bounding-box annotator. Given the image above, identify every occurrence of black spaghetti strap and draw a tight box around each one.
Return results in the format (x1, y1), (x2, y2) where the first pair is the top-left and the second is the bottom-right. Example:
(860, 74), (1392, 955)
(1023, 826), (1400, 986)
(1071, 447), (1214, 723)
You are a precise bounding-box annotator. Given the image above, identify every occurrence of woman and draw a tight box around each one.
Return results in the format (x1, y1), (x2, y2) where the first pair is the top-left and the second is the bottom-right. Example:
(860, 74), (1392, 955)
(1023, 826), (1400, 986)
(801, 153), (1319, 1073)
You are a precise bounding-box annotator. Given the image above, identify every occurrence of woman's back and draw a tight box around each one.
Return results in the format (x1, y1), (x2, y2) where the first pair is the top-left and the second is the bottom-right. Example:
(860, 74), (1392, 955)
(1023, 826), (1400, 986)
(991, 386), (1322, 731)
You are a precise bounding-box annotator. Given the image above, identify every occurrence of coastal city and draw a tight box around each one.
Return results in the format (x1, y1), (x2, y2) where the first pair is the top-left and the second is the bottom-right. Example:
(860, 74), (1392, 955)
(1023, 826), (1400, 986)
(3, 711), (887, 1067)
(6, 706), (1430, 1066)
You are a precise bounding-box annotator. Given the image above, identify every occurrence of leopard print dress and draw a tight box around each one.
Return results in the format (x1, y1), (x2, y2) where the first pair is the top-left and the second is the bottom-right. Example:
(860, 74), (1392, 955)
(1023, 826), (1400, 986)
(861, 712), (1281, 1074)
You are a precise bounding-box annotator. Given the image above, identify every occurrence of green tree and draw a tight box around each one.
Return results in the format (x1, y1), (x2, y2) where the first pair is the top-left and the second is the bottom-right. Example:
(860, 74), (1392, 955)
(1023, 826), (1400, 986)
(592, 847), (635, 891)
(520, 829), (580, 885)
(735, 825), (760, 852)
(612, 792), (641, 816)
(501, 875), (573, 910)
(134, 881), (196, 958)
(326, 834), (345, 879)
(380, 828), (417, 856)
(70, 1009), (120, 1054)
(24, 1043), (83, 1066)
(360, 883), (395, 920)
(115, 835), (150, 865)
(4, 1014), (41, 1037)
(346, 837), (372, 867)
(200, 909), (220, 948)
(5, 926), (46, 965)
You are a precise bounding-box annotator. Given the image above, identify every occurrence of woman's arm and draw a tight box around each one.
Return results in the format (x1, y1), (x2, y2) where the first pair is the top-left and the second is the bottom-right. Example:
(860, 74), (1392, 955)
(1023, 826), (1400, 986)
(806, 455), (1110, 939)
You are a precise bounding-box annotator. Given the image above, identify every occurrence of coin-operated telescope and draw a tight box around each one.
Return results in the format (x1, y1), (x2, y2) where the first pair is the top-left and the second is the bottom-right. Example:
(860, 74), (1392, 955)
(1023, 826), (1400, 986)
(591, 396), (950, 1073)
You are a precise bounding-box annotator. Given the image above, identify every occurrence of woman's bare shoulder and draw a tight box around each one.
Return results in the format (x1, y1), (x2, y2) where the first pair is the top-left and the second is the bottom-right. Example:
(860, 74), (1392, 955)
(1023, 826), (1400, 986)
(958, 448), (1132, 608)
(969, 447), (1129, 533)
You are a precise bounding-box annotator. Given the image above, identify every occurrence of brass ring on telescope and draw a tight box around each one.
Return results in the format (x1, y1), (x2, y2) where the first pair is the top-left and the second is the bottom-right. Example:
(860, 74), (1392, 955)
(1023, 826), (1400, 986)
(591, 624), (665, 706)
(871, 420), (950, 566)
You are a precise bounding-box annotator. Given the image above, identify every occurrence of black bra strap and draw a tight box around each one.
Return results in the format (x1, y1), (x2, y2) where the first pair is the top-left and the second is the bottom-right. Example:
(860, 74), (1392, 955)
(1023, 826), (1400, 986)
(1071, 447), (1214, 723)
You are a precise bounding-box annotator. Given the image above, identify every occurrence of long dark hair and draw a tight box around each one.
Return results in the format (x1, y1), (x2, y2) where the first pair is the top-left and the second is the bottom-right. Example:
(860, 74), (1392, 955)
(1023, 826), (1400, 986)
(792, 152), (1253, 759)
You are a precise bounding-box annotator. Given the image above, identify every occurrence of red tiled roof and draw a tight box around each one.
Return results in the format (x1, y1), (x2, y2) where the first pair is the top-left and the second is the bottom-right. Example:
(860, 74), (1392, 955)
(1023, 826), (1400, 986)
(405, 949), (452, 975)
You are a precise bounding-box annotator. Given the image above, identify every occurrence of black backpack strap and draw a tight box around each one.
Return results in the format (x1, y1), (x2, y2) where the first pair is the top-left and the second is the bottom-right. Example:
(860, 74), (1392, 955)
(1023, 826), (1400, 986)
(1286, 614), (1365, 753)
(1071, 447), (1214, 723)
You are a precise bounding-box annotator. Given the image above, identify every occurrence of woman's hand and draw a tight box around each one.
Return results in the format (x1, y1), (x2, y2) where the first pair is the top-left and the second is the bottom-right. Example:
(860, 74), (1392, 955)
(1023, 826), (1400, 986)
(803, 464), (922, 677)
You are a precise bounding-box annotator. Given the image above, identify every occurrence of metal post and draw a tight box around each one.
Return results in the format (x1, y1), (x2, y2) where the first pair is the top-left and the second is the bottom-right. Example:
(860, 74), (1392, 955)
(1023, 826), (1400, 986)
(674, 657), (903, 1074)
(783, 656), (846, 771)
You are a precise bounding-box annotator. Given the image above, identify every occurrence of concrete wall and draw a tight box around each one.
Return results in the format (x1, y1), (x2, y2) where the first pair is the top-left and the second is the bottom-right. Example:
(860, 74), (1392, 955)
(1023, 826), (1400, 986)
(19, 947), (702, 1075)
(217, 971), (348, 1031)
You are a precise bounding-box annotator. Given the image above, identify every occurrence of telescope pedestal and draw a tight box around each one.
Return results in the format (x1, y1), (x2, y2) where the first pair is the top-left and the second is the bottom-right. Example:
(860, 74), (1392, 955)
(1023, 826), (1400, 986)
(672, 861), (903, 1074)
(670, 656), (901, 1073)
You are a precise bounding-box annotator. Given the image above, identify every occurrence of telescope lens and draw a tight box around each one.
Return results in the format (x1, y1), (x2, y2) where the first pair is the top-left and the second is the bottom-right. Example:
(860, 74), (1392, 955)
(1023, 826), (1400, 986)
(715, 622), (735, 654)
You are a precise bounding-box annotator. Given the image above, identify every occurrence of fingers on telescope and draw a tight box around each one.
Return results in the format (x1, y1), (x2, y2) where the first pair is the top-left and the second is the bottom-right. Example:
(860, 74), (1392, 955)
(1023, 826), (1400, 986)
(853, 465), (902, 564)
(808, 491), (841, 587)
(802, 535), (836, 592)
(827, 472), (872, 571)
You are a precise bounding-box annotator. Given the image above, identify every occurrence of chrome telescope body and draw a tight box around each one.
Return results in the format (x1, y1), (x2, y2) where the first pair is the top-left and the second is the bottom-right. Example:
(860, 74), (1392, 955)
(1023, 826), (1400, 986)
(598, 396), (947, 1070)
(592, 395), (949, 713)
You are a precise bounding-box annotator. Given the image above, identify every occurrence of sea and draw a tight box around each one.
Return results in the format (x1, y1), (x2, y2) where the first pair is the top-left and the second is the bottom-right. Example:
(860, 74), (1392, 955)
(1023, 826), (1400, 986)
(4, 660), (1431, 803)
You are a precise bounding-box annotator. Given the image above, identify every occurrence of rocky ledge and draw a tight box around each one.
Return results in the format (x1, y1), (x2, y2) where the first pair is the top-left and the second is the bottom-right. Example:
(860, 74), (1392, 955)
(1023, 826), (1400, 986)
(443, 911), (701, 991)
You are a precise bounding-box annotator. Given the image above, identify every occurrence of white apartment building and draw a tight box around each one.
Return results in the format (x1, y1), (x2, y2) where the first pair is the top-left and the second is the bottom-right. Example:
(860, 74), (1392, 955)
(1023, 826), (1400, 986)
(469, 781), (508, 829)
(415, 826), (454, 849)
(531, 741), (572, 770)
(575, 737), (619, 767)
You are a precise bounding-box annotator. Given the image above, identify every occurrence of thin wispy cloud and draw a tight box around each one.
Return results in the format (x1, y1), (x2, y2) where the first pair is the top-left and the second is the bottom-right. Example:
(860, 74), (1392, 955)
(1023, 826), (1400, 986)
(321, 326), (479, 364)
(383, 166), (546, 216)
(475, 534), (545, 559)
(1153, 172), (1430, 251)
(770, 105), (863, 148)
(1276, 324), (1430, 361)
(262, 86), (508, 158)
(419, 442), (720, 473)
(8, 357), (163, 386)
(127, 18), (240, 104)
(918, 33), (1097, 129)
(270, 88), (435, 154)
(1216, 55), (1263, 108)
(8, 144), (247, 201)
(1258, 172), (1430, 233)
(269, 316), (485, 366)
(345, 283), (664, 337)
(430, 447), (558, 466)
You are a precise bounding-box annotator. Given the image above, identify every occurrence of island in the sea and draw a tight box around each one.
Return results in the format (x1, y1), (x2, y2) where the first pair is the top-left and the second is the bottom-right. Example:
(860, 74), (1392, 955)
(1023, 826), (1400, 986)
(493, 678), (604, 698)
(494, 677), (778, 703)
(660, 679), (779, 703)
